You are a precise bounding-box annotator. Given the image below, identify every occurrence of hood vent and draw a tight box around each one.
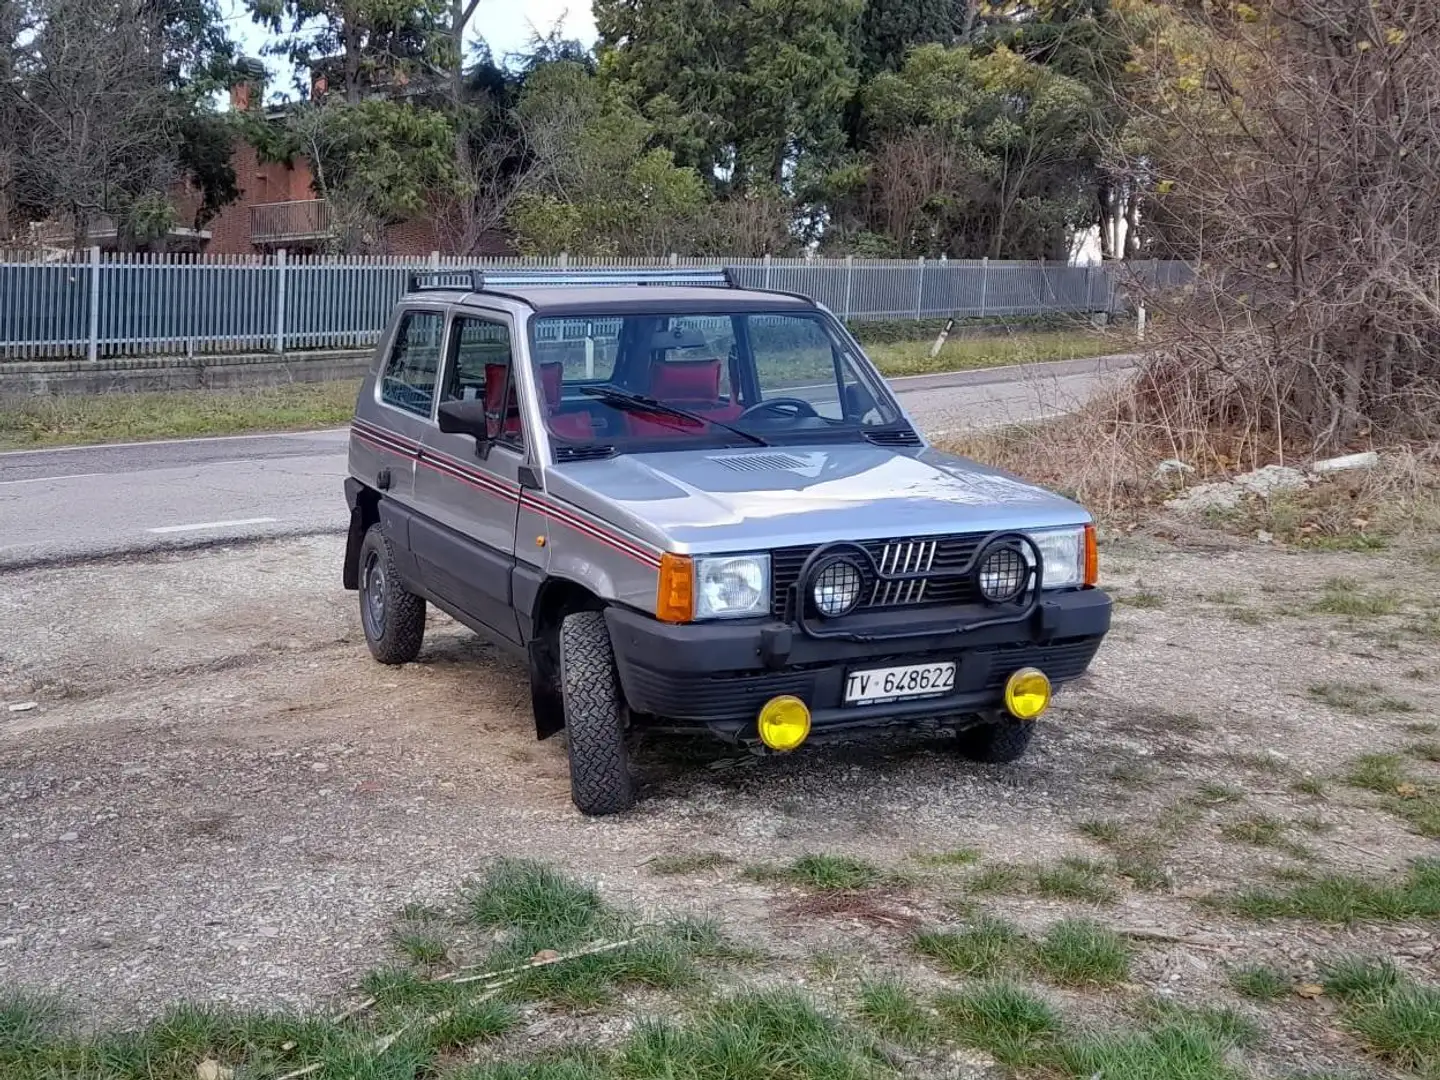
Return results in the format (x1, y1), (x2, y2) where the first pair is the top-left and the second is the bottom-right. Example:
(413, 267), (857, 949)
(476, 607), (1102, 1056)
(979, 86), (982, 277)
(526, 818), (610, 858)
(711, 452), (809, 473)
(864, 428), (923, 447)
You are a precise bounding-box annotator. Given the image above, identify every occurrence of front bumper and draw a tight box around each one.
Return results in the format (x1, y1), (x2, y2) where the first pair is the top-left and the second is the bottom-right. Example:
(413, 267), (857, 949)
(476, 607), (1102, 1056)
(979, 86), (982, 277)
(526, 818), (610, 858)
(604, 589), (1111, 741)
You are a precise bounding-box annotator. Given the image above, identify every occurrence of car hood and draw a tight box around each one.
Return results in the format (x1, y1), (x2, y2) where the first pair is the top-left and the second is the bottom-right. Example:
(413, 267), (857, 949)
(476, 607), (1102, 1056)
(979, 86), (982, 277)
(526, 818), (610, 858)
(548, 443), (1090, 553)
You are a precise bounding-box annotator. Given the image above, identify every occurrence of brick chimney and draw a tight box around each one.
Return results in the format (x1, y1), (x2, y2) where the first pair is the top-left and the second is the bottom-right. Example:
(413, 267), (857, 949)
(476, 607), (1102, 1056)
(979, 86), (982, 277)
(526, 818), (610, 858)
(229, 57), (267, 112)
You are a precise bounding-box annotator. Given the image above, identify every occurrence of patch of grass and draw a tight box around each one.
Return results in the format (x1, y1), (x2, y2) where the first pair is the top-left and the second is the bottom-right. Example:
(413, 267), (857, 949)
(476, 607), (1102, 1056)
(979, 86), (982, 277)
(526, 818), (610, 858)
(1120, 585), (1165, 609)
(1076, 819), (1123, 845)
(1220, 813), (1288, 848)
(757, 854), (886, 891)
(911, 847), (982, 867)
(462, 861), (706, 1008)
(1346, 753), (1410, 793)
(1219, 750), (1287, 774)
(1115, 852), (1171, 892)
(1139, 999), (1263, 1048)
(935, 982), (1062, 1069)
(1229, 964), (1290, 1001)
(466, 859), (608, 941)
(1308, 683), (1394, 715)
(1109, 760), (1159, 789)
(647, 852), (735, 876)
(856, 980), (938, 1046)
(967, 864), (1028, 895)
(1406, 741), (1440, 763)
(1195, 782), (1246, 805)
(1321, 956), (1404, 1001)
(1291, 776), (1328, 797)
(867, 329), (1124, 378)
(450, 1059), (611, 1080)
(0, 379), (362, 450)
(392, 929), (449, 967)
(1030, 919), (1130, 986)
(0, 993), (66, 1066)
(1226, 858), (1440, 922)
(620, 990), (887, 1080)
(1060, 1021), (1245, 1080)
(1034, 857), (1117, 903)
(913, 918), (1025, 978)
(1345, 984), (1440, 1071)
(1308, 578), (1399, 617)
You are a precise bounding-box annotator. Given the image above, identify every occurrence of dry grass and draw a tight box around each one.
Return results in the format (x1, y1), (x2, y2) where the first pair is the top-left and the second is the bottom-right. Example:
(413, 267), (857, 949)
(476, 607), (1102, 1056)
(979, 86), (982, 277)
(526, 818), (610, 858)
(0, 380), (361, 449)
(940, 385), (1440, 541)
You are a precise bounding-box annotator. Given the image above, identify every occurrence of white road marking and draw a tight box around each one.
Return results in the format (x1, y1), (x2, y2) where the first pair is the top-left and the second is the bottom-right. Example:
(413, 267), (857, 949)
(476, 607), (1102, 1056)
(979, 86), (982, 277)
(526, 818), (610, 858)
(0, 471), (108, 486)
(146, 517), (279, 534)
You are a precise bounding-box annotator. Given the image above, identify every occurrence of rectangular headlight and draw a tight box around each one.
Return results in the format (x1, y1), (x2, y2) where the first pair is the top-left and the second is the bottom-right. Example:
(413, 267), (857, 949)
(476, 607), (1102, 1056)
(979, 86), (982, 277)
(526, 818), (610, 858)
(694, 554), (770, 619)
(1026, 527), (1085, 589)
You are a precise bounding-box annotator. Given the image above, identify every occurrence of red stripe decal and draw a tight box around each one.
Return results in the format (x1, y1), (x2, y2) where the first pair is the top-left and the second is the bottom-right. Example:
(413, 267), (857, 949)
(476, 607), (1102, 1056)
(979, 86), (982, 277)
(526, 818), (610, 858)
(352, 427), (417, 458)
(418, 454), (520, 504)
(522, 495), (661, 567)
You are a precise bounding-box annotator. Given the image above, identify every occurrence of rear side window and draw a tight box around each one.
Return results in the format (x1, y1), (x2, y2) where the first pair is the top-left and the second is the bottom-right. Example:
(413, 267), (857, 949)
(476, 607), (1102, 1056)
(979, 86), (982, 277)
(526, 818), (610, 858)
(380, 311), (444, 417)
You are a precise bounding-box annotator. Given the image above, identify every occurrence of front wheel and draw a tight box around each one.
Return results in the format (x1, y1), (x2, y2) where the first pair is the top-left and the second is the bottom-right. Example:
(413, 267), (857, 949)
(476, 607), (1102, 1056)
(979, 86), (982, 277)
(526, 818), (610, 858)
(357, 524), (426, 665)
(558, 610), (635, 815)
(955, 719), (1035, 764)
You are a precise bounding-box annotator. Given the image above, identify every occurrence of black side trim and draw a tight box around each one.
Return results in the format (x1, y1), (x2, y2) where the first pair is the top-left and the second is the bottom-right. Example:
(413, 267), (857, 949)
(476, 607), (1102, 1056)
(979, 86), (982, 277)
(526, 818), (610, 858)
(512, 561), (544, 642)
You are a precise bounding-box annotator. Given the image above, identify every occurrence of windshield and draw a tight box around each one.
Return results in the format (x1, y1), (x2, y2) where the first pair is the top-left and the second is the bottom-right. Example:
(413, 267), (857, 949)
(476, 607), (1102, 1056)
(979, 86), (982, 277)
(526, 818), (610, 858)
(527, 311), (906, 454)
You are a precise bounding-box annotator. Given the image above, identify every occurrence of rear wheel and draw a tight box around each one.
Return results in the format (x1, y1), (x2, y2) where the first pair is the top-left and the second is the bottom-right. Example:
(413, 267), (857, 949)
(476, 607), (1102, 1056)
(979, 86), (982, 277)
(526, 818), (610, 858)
(358, 524), (426, 665)
(559, 610), (635, 815)
(956, 719), (1035, 764)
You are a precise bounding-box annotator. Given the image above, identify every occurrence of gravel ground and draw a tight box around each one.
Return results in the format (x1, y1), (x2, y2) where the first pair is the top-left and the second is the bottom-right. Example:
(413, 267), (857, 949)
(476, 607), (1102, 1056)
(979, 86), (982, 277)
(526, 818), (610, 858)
(1, 529), (1437, 1076)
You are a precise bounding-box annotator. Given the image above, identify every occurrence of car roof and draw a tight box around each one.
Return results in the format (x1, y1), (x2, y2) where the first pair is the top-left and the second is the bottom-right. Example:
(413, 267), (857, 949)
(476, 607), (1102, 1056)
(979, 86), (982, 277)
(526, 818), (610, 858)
(415, 285), (818, 319)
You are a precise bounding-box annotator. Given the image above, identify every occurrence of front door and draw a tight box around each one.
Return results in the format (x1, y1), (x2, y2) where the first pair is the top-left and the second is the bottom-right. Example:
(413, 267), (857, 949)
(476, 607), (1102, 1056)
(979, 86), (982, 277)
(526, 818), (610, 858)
(411, 312), (525, 643)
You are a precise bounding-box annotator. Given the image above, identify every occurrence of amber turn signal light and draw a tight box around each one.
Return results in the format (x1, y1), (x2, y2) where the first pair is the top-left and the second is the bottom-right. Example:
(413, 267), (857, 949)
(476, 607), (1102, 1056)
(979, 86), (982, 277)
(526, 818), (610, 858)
(655, 553), (694, 623)
(1083, 524), (1099, 587)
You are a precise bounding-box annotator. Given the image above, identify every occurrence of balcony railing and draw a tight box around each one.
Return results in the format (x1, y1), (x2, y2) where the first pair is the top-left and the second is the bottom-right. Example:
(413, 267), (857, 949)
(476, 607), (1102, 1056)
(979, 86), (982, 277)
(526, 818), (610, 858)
(250, 199), (331, 245)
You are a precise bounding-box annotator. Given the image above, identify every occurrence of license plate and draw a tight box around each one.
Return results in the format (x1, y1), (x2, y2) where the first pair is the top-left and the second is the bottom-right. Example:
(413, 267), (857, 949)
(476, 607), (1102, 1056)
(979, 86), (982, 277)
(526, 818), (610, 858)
(844, 662), (956, 705)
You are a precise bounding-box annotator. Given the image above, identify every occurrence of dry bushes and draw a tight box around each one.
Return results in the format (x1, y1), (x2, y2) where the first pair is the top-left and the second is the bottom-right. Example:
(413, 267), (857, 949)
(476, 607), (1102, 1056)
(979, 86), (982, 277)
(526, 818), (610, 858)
(1116, 0), (1440, 449)
(942, 389), (1440, 543)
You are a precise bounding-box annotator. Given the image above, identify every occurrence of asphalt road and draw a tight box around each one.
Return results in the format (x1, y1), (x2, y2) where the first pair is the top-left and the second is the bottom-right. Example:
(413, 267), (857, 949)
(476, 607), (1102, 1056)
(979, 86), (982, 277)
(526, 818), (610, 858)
(0, 356), (1131, 569)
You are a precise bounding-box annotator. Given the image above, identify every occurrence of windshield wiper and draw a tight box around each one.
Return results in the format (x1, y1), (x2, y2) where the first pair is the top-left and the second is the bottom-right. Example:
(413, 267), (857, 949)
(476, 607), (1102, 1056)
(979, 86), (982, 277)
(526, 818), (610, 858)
(578, 386), (769, 447)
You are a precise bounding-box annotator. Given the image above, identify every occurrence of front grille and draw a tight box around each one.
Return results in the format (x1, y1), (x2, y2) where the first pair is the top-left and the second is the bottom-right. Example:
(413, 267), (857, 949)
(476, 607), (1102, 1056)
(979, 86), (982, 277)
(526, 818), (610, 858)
(773, 532), (987, 619)
(981, 637), (1103, 688)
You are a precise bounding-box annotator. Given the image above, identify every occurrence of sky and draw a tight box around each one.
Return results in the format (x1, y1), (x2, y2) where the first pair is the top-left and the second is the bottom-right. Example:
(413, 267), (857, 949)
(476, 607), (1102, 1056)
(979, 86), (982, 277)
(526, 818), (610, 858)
(220, 0), (598, 100)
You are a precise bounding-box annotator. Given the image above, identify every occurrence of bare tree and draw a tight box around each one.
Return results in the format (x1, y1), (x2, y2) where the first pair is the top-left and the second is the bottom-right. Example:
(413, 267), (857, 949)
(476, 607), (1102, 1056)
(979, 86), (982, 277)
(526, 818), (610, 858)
(1120, 0), (1440, 449)
(4, 0), (183, 248)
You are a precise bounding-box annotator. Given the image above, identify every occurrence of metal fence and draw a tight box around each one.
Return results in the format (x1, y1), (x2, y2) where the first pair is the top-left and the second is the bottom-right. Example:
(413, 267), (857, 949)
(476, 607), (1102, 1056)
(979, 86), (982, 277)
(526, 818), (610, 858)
(0, 250), (1191, 361)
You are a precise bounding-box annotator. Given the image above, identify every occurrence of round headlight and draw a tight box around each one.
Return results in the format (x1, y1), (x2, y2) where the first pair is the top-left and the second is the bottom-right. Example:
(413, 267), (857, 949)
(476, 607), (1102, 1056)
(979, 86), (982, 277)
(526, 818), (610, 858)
(812, 558), (864, 618)
(978, 546), (1027, 602)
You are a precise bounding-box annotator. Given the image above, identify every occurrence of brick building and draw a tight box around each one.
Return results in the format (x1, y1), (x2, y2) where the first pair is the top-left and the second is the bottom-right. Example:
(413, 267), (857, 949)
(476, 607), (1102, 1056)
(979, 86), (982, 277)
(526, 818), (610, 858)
(195, 76), (445, 257)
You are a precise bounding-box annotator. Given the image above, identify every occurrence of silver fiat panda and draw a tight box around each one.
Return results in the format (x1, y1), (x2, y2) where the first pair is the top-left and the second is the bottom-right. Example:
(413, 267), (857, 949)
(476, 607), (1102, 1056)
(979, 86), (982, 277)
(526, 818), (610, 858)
(343, 268), (1110, 815)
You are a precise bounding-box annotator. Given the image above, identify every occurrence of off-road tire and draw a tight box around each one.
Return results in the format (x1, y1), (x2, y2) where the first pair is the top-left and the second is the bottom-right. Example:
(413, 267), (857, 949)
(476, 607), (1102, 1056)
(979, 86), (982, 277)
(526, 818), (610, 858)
(559, 610), (635, 815)
(358, 523), (426, 665)
(956, 719), (1035, 764)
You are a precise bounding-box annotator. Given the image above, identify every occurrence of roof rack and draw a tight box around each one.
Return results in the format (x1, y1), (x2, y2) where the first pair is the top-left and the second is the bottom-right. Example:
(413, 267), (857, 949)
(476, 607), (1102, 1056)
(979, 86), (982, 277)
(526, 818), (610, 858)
(406, 267), (736, 294)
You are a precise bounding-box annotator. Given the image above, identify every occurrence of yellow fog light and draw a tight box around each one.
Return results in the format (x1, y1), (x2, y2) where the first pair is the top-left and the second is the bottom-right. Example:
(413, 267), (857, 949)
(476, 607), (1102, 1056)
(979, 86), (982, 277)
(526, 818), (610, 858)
(1004, 668), (1051, 721)
(757, 695), (811, 752)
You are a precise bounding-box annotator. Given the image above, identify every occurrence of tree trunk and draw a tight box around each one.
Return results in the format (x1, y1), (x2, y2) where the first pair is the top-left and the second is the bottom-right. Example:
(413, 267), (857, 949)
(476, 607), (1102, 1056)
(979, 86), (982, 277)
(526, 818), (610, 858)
(344, 21), (362, 104)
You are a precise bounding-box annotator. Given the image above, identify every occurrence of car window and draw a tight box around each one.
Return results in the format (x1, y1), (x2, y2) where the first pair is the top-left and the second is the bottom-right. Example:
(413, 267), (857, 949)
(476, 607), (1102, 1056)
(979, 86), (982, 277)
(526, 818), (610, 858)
(748, 315), (841, 419)
(380, 310), (444, 417)
(444, 315), (523, 449)
(528, 310), (902, 451)
(530, 317), (622, 383)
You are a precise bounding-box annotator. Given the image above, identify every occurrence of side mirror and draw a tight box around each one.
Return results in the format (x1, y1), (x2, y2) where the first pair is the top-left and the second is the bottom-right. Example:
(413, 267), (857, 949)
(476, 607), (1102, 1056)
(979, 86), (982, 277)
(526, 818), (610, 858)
(437, 398), (492, 444)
